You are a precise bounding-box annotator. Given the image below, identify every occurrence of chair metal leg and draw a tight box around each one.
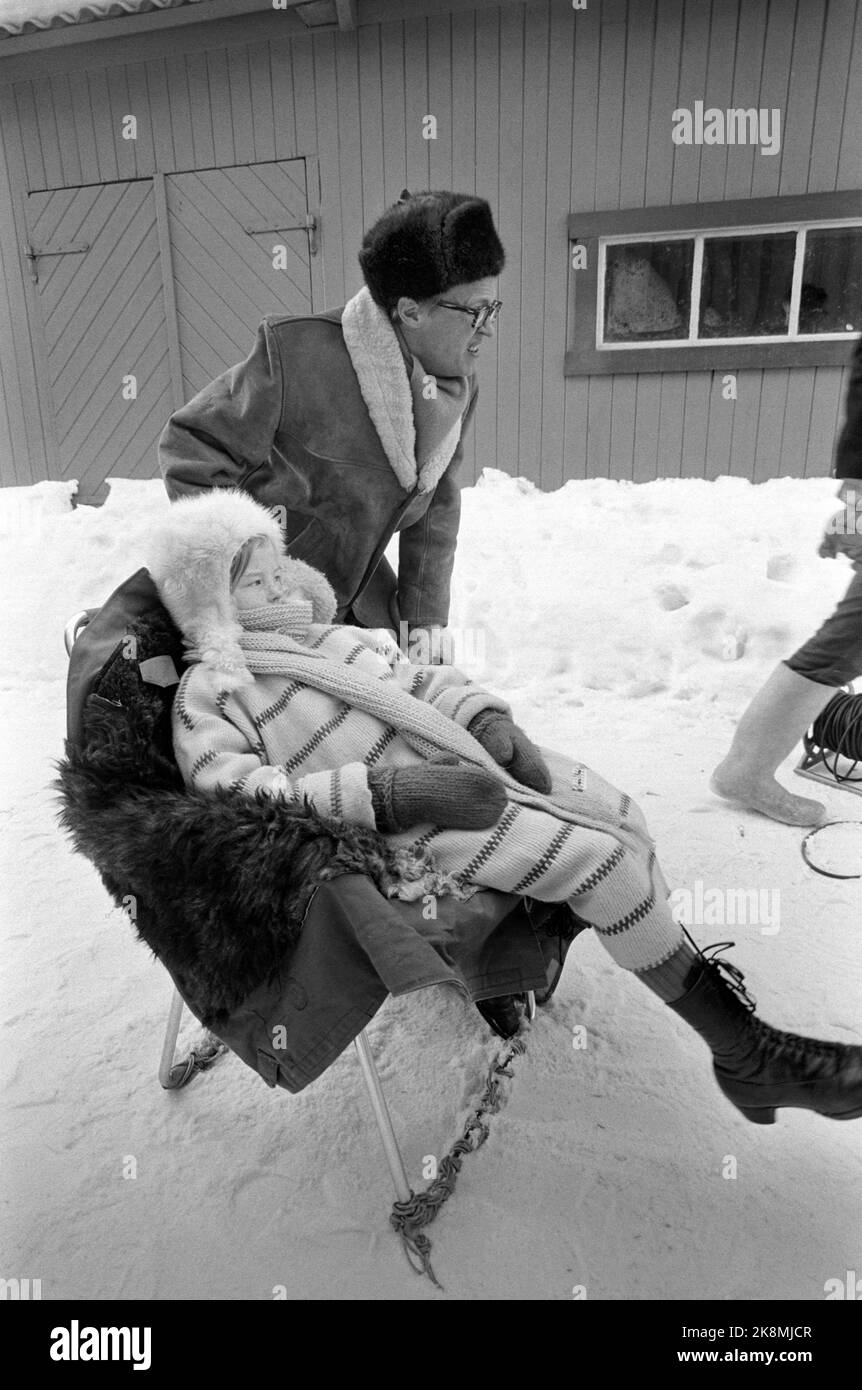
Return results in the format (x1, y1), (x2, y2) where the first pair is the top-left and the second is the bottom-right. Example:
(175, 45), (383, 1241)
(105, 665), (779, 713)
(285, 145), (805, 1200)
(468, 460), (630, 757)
(158, 985), (227, 1090)
(158, 987), (185, 1088)
(156, 996), (412, 1203)
(526, 989), (536, 1021)
(353, 1029), (412, 1203)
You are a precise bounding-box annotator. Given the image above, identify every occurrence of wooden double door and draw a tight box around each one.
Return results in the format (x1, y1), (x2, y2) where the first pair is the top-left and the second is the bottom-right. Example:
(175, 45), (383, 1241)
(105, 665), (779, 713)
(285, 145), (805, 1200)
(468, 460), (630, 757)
(25, 159), (318, 501)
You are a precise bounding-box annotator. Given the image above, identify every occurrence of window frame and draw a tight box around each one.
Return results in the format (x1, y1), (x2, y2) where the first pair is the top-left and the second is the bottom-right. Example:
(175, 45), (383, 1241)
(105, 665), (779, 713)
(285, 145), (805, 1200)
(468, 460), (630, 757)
(565, 191), (862, 375)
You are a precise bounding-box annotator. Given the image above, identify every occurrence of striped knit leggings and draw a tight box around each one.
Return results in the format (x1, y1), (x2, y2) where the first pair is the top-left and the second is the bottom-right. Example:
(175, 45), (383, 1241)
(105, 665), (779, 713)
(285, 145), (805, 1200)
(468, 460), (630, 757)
(397, 748), (687, 975)
(459, 802), (686, 975)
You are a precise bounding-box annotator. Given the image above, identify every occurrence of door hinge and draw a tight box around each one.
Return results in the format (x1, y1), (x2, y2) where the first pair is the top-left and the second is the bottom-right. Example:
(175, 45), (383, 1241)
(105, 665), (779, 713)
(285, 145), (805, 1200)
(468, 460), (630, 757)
(25, 240), (90, 284)
(244, 214), (318, 256)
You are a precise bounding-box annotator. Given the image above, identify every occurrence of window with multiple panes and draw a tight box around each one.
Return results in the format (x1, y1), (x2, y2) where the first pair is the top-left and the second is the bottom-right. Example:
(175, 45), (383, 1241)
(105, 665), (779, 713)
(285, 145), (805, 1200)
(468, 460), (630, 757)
(566, 193), (862, 375)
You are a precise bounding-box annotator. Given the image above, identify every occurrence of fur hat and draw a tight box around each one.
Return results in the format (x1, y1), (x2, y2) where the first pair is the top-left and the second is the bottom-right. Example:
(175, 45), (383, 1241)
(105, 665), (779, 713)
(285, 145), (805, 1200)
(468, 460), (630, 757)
(147, 490), (338, 689)
(358, 189), (505, 312)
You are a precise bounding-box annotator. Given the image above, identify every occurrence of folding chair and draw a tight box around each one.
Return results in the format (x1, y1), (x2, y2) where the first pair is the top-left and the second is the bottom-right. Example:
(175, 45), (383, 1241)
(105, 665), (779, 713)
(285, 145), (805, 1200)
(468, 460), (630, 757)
(63, 610), (535, 1209)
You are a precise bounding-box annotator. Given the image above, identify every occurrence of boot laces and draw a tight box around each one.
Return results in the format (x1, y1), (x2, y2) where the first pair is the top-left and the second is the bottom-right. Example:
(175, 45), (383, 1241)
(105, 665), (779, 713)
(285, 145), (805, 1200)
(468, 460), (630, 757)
(760, 1028), (851, 1064)
(700, 941), (757, 1012)
(701, 942), (852, 1063)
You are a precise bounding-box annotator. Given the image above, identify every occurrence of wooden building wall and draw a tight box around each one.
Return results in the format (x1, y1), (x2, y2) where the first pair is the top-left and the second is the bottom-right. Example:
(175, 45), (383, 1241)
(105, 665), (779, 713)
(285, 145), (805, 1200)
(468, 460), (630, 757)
(0, 0), (860, 495)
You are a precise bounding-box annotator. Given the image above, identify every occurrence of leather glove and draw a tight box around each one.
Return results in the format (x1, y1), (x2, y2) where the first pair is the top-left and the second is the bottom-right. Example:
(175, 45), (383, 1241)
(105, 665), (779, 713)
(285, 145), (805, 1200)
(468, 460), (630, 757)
(367, 762), (508, 832)
(818, 525), (840, 559)
(820, 483), (861, 558)
(467, 710), (552, 794)
(819, 517), (862, 562)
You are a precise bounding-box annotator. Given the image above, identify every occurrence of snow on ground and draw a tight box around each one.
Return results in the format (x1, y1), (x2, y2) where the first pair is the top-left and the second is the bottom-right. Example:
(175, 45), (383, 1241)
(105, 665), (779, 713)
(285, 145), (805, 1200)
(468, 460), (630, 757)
(1, 470), (860, 1301)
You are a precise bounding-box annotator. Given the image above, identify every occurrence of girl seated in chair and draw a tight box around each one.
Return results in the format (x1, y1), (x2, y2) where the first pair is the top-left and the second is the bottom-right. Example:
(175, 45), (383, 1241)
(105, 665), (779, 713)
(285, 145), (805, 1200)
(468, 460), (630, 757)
(147, 489), (862, 1127)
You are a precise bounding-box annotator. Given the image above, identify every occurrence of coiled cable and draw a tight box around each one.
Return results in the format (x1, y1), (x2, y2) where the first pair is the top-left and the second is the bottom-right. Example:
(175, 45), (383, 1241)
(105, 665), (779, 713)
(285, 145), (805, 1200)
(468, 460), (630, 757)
(804, 688), (862, 785)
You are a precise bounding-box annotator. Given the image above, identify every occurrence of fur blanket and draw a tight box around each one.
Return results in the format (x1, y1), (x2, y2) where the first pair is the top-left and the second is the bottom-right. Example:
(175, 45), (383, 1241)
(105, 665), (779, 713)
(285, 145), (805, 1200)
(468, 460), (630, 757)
(55, 605), (462, 1026)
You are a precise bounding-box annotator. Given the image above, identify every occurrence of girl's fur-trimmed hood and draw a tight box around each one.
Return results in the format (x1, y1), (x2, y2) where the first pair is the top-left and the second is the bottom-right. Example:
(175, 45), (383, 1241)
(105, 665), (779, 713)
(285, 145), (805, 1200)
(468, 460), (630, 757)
(147, 489), (338, 689)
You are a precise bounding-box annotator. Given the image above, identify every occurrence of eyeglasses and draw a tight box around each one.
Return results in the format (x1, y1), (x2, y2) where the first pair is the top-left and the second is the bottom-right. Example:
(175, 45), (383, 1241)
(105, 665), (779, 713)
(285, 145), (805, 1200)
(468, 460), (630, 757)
(434, 299), (503, 331)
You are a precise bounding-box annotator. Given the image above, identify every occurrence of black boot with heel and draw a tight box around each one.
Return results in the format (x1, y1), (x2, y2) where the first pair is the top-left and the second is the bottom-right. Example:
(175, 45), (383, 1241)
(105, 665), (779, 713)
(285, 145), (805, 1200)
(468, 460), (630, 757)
(668, 945), (862, 1124)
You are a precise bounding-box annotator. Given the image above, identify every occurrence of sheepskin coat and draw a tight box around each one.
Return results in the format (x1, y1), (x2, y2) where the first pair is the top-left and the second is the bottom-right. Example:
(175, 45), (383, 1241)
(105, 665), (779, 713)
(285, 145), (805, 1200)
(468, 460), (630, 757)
(158, 287), (478, 630)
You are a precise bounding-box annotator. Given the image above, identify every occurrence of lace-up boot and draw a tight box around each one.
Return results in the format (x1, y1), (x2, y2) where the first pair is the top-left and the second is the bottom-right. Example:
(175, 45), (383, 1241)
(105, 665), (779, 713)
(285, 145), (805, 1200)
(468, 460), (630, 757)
(668, 946), (862, 1124)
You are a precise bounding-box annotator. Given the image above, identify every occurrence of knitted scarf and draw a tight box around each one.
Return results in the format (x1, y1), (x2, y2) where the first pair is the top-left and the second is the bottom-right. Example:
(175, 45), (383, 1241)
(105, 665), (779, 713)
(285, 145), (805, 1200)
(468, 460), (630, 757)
(341, 285), (469, 493)
(237, 601), (501, 764)
(233, 605), (656, 859)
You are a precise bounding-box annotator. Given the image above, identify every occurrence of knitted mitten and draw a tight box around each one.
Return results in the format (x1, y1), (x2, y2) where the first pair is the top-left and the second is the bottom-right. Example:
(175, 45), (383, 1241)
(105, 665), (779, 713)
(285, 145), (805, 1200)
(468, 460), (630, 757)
(367, 762), (508, 832)
(467, 710), (552, 793)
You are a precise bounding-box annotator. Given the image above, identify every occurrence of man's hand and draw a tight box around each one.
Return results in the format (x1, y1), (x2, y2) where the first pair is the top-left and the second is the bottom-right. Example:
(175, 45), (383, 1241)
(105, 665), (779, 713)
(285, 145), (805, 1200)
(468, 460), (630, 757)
(467, 710), (552, 794)
(405, 624), (456, 665)
(820, 483), (862, 560)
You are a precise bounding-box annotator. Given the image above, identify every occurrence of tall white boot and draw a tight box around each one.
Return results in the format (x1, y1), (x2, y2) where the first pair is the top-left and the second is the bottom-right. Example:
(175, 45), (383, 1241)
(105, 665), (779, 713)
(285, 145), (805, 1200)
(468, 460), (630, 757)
(710, 662), (838, 825)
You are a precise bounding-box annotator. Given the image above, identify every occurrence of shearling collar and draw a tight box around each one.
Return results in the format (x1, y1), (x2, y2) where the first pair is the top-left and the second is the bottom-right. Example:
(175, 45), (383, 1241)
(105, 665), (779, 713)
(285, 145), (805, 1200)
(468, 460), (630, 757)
(341, 285), (466, 494)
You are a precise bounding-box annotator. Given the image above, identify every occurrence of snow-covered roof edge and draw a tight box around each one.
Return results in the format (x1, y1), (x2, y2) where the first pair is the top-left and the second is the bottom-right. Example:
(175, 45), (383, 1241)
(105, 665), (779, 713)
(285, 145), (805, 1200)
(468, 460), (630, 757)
(0, 0), (204, 40)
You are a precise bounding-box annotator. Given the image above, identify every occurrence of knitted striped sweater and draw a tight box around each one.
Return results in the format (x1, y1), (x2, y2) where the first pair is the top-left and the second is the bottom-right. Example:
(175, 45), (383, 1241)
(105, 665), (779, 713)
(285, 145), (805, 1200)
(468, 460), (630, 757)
(173, 621), (512, 827)
(173, 619), (679, 968)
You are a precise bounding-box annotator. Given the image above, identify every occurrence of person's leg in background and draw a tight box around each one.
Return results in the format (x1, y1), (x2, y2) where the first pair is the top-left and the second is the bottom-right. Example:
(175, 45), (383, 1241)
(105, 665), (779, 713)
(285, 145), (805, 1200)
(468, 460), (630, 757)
(710, 534), (862, 825)
(709, 664), (840, 825)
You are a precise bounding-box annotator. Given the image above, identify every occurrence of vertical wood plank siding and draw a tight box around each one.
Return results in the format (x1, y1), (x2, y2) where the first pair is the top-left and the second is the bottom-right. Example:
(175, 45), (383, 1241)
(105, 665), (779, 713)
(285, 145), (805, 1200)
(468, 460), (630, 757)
(0, 120), (30, 483)
(0, 0), (858, 490)
(473, 6), (500, 474)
